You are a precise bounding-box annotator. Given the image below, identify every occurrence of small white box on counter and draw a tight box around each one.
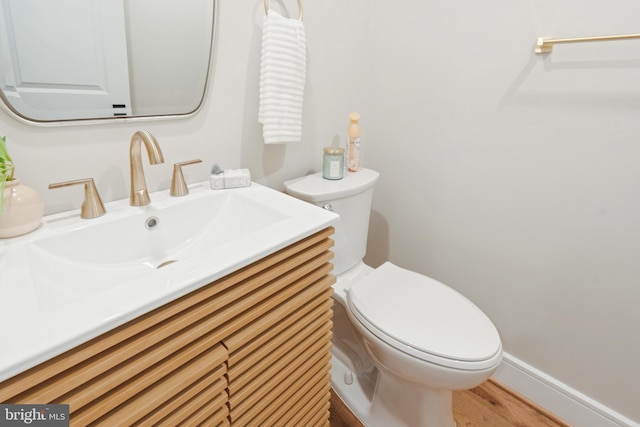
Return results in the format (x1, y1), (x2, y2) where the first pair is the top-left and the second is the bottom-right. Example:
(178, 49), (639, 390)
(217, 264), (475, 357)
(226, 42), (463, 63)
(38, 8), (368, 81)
(210, 168), (251, 189)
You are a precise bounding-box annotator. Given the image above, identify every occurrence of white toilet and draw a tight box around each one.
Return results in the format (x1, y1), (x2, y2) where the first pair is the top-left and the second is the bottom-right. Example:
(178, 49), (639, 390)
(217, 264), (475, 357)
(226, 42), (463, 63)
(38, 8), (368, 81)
(284, 168), (502, 427)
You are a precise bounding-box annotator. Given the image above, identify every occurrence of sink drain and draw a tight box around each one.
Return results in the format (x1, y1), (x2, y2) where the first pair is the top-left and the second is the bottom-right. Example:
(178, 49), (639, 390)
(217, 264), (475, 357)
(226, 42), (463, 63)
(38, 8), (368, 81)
(145, 216), (160, 229)
(156, 260), (178, 269)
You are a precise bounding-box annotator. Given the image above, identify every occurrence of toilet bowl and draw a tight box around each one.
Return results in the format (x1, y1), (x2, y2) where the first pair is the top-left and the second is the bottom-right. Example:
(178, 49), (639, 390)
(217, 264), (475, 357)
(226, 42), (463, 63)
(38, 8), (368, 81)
(284, 169), (502, 427)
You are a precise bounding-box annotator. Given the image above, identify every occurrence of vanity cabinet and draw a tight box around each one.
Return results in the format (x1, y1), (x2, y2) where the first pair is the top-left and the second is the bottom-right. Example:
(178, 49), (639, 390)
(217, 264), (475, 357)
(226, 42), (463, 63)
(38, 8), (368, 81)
(0, 228), (335, 426)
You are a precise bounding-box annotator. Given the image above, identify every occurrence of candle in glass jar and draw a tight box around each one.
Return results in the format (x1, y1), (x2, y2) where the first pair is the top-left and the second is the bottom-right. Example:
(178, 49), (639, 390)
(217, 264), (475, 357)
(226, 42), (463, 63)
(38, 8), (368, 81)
(322, 147), (344, 180)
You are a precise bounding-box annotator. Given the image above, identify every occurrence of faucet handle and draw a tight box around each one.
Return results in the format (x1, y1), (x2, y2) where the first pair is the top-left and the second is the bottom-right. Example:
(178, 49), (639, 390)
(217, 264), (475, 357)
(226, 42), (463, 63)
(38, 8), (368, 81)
(170, 159), (203, 197)
(49, 178), (106, 219)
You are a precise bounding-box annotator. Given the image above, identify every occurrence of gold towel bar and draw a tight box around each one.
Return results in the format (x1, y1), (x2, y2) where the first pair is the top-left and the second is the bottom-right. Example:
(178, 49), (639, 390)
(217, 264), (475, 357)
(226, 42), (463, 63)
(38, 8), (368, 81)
(264, 0), (303, 21)
(536, 33), (640, 53)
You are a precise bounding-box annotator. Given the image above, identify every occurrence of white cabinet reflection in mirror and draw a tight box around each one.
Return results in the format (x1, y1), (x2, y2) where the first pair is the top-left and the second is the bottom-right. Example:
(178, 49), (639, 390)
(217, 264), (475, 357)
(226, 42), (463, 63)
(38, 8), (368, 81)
(0, 0), (215, 123)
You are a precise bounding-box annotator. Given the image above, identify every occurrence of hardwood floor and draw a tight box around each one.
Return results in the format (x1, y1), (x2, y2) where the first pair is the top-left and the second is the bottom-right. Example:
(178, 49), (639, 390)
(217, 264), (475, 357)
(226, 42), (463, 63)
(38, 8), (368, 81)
(329, 379), (570, 427)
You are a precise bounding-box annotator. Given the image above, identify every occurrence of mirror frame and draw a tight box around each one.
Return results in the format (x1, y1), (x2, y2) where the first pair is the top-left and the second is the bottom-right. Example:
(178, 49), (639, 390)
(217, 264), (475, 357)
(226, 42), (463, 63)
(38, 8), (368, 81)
(0, 0), (217, 127)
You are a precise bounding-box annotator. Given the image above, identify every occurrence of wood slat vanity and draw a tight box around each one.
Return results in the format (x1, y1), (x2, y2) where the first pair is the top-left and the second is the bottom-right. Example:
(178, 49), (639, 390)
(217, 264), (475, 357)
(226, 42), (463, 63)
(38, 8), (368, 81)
(0, 227), (335, 426)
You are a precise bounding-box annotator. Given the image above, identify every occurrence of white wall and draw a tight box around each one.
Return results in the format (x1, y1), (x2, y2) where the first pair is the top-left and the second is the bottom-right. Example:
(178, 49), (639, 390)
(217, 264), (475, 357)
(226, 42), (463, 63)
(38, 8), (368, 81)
(364, 0), (640, 423)
(2, 0), (639, 424)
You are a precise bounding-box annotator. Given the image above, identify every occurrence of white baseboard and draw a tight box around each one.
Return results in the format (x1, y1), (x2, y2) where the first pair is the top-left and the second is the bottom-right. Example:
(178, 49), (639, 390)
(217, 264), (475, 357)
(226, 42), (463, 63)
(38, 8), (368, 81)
(493, 352), (639, 427)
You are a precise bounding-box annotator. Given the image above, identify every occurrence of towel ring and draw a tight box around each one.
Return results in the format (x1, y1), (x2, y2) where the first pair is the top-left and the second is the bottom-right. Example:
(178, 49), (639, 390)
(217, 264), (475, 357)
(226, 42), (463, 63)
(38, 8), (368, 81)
(264, 0), (303, 21)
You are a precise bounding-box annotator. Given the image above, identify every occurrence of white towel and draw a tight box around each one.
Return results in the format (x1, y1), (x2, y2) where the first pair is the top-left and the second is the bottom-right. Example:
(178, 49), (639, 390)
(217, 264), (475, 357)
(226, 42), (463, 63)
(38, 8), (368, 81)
(258, 11), (307, 144)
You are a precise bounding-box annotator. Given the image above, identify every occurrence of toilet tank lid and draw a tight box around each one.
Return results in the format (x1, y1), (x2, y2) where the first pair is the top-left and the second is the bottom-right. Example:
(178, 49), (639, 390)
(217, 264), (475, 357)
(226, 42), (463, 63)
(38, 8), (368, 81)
(284, 168), (380, 202)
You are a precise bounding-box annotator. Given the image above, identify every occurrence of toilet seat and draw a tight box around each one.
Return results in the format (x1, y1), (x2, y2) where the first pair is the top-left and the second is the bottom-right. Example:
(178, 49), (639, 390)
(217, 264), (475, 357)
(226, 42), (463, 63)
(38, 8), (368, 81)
(347, 262), (502, 371)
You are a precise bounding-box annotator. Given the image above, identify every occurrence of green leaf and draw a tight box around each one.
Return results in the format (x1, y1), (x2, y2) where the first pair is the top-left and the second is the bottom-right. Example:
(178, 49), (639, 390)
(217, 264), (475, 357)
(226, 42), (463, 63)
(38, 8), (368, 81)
(0, 135), (15, 214)
(0, 135), (14, 178)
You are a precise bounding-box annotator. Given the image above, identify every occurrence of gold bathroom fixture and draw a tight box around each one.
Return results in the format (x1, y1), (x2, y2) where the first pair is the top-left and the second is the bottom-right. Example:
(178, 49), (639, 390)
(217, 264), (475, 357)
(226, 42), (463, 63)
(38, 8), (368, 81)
(170, 159), (203, 197)
(264, 0), (303, 21)
(49, 178), (106, 219)
(129, 131), (164, 206)
(535, 33), (640, 54)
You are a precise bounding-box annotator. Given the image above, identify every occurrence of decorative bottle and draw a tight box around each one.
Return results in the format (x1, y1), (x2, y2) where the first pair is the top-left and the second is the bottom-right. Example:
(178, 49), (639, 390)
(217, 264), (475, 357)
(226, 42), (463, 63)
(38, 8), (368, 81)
(347, 112), (361, 172)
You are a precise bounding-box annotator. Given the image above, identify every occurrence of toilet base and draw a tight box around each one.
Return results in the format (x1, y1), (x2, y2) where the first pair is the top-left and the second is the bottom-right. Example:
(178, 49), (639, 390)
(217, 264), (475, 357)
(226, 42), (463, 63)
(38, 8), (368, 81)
(330, 353), (373, 426)
(371, 370), (456, 427)
(331, 354), (456, 427)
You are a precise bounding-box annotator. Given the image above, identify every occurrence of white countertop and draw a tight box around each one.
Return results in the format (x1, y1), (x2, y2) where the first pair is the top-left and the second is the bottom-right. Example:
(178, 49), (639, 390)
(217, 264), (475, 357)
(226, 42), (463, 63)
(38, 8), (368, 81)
(0, 181), (339, 382)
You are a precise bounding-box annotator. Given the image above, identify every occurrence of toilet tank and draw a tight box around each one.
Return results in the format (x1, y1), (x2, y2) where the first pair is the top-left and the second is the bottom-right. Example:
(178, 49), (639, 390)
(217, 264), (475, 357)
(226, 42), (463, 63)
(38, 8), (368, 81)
(284, 168), (380, 276)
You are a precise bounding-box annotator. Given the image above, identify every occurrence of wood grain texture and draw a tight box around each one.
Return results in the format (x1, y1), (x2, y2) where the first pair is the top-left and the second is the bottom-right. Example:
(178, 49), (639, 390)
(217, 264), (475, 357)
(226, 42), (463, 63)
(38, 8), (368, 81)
(330, 379), (571, 427)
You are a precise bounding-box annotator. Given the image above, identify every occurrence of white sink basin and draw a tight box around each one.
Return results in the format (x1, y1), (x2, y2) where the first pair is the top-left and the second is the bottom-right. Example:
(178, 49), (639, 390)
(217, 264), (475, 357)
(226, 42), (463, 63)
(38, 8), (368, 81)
(27, 189), (288, 298)
(0, 181), (338, 381)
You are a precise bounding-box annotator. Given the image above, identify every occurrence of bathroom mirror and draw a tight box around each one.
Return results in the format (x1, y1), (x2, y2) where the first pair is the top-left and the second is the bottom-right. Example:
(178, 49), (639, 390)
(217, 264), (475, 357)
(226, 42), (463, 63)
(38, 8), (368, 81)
(0, 0), (215, 125)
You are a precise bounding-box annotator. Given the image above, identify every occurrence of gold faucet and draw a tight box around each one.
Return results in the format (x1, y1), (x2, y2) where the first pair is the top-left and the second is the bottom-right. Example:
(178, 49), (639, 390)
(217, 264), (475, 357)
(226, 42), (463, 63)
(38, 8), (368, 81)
(129, 131), (164, 206)
(49, 178), (106, 219)
(170, 159), (203, 197)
